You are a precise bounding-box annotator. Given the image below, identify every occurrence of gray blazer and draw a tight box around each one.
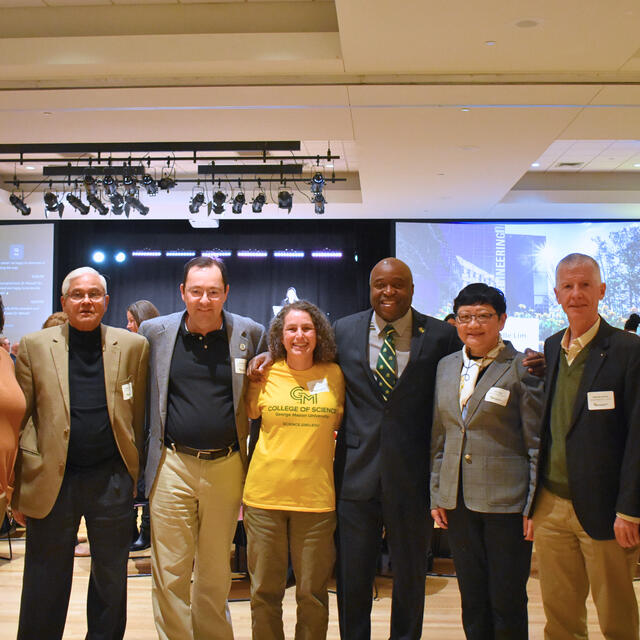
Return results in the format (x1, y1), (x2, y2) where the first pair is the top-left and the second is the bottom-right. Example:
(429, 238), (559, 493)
(139, 310), (266, 496)
(430, 341), (543, 516)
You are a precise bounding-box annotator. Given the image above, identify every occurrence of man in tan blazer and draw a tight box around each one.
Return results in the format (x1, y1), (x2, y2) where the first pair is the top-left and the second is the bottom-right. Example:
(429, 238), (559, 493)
(13, 266), (149, 640)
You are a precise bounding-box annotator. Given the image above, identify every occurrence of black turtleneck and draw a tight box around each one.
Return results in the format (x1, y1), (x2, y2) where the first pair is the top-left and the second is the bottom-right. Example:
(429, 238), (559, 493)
(67, 325), (118, 469)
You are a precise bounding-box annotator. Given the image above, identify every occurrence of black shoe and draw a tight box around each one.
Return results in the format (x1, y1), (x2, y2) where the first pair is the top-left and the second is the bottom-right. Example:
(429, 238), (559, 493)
(130, 532), (151, 552)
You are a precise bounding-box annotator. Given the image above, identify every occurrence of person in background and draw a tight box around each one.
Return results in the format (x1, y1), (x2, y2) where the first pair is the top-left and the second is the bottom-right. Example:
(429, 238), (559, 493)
(0, 294), (26, 522)
(243, 300), (344, 640)
(624, 312), (639, 334)
(139, 256), (266, 640)
(127, 299), (160, 334)
(443, 313), (457, 326)
(125, 299), (160, 552)
(430, 283), (543, 639)
(532, 253), (640, 640)
(13, 266), (149, 640)
(0, 335), (10, 354)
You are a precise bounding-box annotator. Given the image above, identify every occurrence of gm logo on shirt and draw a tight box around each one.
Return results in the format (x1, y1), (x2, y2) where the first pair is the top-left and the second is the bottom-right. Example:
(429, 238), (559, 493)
(290, 386), (318, 405)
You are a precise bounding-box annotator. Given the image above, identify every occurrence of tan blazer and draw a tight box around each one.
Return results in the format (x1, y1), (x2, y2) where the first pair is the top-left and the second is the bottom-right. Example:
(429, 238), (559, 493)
(12, 323), (149, 519)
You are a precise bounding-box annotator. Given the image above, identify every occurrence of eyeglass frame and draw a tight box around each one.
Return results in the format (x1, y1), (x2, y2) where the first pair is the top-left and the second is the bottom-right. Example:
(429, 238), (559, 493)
(455, 311), (497, 324)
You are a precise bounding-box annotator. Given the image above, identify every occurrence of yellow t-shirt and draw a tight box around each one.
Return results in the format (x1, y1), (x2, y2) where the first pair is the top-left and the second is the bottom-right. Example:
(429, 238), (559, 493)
(243, 359), (345, 512)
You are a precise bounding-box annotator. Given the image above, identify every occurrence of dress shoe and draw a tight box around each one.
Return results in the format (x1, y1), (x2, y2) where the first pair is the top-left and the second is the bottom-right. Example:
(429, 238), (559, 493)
(130, 532), (151, 552)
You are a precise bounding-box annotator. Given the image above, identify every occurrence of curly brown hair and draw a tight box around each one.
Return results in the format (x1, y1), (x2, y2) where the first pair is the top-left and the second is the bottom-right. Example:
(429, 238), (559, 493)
(268, 300), (336, 363)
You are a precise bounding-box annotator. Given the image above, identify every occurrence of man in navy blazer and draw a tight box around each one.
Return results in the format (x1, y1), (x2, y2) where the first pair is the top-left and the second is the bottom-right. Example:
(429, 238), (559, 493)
(333, 257), (460, 640)
(532, 253), (640, 640)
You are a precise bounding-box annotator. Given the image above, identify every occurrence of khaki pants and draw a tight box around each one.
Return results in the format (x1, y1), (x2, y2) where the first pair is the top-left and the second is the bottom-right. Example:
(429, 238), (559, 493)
(533, 487), (640, 640)
(244, 505), (336, 640)
(150, 447), (244, 640)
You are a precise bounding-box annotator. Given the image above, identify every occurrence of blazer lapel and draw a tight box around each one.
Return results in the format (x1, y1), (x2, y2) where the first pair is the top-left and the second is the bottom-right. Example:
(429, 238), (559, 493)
(570, 323), (610, 429)
(224, 311), (249, 412)
(101, 325), (121, 426)
(51, 323), (70, 423)
(359, 311), (380, 394)
(463, 345), (515, 424)
(157, 314), (182, 429)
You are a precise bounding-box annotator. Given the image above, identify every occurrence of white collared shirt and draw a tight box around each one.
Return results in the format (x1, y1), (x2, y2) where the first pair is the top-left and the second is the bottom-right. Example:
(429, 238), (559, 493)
(369, 309), (412, 378)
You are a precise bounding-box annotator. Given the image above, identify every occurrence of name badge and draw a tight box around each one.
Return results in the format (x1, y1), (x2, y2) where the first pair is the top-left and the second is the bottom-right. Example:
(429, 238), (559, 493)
(307, 378), (329, 394)
(234, 358), (247, 374)
(587, 390), (615, 410)
(485, 387), (510, 406)
(121, 382), (133, 400)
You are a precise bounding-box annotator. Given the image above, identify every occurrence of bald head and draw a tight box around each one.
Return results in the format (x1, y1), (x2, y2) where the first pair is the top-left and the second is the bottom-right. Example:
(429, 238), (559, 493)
(369, 257), (414, 322)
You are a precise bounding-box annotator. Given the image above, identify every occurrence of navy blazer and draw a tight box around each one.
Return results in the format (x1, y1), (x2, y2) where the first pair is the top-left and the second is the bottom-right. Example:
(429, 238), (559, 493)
(333, 307), (460, 505)
(534, 318), (640, 540)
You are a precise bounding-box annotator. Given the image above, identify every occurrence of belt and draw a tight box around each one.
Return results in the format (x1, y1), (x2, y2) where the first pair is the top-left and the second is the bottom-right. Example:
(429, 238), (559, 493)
(166, 441), (239, 461)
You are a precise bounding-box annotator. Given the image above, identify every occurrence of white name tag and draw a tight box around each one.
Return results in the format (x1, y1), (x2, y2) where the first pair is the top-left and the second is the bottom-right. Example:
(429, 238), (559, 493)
(235, 358), (247, 374)
(121, 382), (133, 400)
(485, 387), (510, 406)
(587, 390), (615, 410)
(307, 378), (329, 394)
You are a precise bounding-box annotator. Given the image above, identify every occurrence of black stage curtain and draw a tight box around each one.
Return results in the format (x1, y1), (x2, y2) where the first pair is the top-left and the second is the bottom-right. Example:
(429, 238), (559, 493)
(54, 220), (392, 331)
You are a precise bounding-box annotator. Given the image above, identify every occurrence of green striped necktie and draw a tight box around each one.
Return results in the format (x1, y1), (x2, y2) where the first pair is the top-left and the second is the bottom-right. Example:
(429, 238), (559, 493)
(375, 324), (397, 401)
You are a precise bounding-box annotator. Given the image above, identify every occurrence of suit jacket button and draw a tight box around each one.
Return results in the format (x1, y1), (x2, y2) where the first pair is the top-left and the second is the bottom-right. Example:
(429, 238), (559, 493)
(464, 454), (472, 463)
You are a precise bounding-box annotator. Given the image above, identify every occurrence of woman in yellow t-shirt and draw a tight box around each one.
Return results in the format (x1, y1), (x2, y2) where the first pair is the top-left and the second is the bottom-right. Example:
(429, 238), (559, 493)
(243, 300), (345, 640)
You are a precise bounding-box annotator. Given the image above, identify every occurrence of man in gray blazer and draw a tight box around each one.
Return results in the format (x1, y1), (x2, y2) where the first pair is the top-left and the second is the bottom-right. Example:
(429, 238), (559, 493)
(139, 256), (266, 640)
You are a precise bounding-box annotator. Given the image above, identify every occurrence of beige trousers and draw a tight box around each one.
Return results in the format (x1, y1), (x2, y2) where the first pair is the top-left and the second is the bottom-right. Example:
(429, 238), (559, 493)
(533, 487), (640, 640)
(150, 447), (244, 640)
(244, 505), (336, 640)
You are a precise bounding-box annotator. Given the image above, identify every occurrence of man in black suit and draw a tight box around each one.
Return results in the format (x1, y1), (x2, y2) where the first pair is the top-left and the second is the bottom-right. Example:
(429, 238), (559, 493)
(333, 257), (460, 640)
(532, 253), (640, 640)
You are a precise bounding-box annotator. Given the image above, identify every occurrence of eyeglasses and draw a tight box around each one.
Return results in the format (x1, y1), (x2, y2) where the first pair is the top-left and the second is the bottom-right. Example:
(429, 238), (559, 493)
(455, 312), (496, 324)
(67, 291), (105, 302)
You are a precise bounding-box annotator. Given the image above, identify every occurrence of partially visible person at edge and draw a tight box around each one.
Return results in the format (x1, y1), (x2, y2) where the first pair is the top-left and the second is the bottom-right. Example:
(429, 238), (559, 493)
(624, 312), (639, 334)
(0, 294), (25, 521)
(431, 283), (543, 639)
(13, 266), (149, 640)
(249, 257), (545, 640)
(139, 256), (267, 640)
(531, 253), (640, 640)
(125, 299), (160, 553)
(243, 300), (344, 640)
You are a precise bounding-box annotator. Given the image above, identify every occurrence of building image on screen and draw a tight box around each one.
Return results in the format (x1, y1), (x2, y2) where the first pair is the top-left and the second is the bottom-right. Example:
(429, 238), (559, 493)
(397, 221), (640, 351)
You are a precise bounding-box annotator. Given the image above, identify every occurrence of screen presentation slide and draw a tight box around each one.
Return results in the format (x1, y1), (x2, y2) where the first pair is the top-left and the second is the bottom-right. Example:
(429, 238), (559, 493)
(396, 221), (640, 350)
(0, 223), (54, 344)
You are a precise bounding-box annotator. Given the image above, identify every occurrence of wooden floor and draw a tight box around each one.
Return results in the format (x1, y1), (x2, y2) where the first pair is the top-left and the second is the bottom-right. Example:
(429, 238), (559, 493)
(1, 530), (636, 639)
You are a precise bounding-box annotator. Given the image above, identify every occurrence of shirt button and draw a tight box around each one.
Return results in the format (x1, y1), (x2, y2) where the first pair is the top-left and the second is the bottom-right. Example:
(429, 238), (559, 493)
(464, 454), (472, 463)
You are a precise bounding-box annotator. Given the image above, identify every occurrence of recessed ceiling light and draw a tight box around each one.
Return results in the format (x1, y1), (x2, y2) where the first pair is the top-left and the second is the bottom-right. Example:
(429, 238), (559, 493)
(461, 108), (470, 112)
(43, 111), (53, 117)
(325, 163), (334, 168)
(516, 19), (540, 28)
(25, 166), (35, 171)
(485, 40), (497, 46)
(531, 162), (541, 168)
(634, 163), (640, 168)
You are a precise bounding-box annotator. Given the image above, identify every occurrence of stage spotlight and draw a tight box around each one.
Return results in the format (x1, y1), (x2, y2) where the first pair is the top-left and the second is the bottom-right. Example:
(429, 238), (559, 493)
(313, 193), (326, 215)
(125, 195), (150, 216)
(158, 177), (176, 192)
(9, 193), (30, 216)
(92, 250), (106, 264)
(310, 172), (325, 194)
(123, 175), (137, 197)
(231, 192), (245, 215)
(189, 192), (205, 214)
(252, 192), (266, 213)
(114, 251), (127, 263)
(103, 176), (124, 215)
(44, 192), (64, 217)
(142, 175), (158, 196)
(212, 190), (226, 215)
(278, 190), (293, 213)
(84, 175), (98, 194)
(88, 194), (109, 216)
(67, 194), (90, 215)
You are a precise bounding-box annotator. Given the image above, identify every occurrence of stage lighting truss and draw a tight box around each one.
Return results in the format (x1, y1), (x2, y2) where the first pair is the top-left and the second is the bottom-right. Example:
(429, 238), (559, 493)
(0, 142), (344, 217)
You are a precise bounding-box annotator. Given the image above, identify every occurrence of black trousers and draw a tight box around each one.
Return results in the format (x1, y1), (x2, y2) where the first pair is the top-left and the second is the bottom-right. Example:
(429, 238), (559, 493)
(18, 457), (134, 640)
(336, 495), (431, 640)
(446, 500), (532, 640)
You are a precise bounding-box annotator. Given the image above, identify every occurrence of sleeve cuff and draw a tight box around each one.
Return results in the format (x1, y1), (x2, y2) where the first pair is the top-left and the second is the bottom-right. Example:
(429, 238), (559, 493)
(616, 512), (640, 524)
